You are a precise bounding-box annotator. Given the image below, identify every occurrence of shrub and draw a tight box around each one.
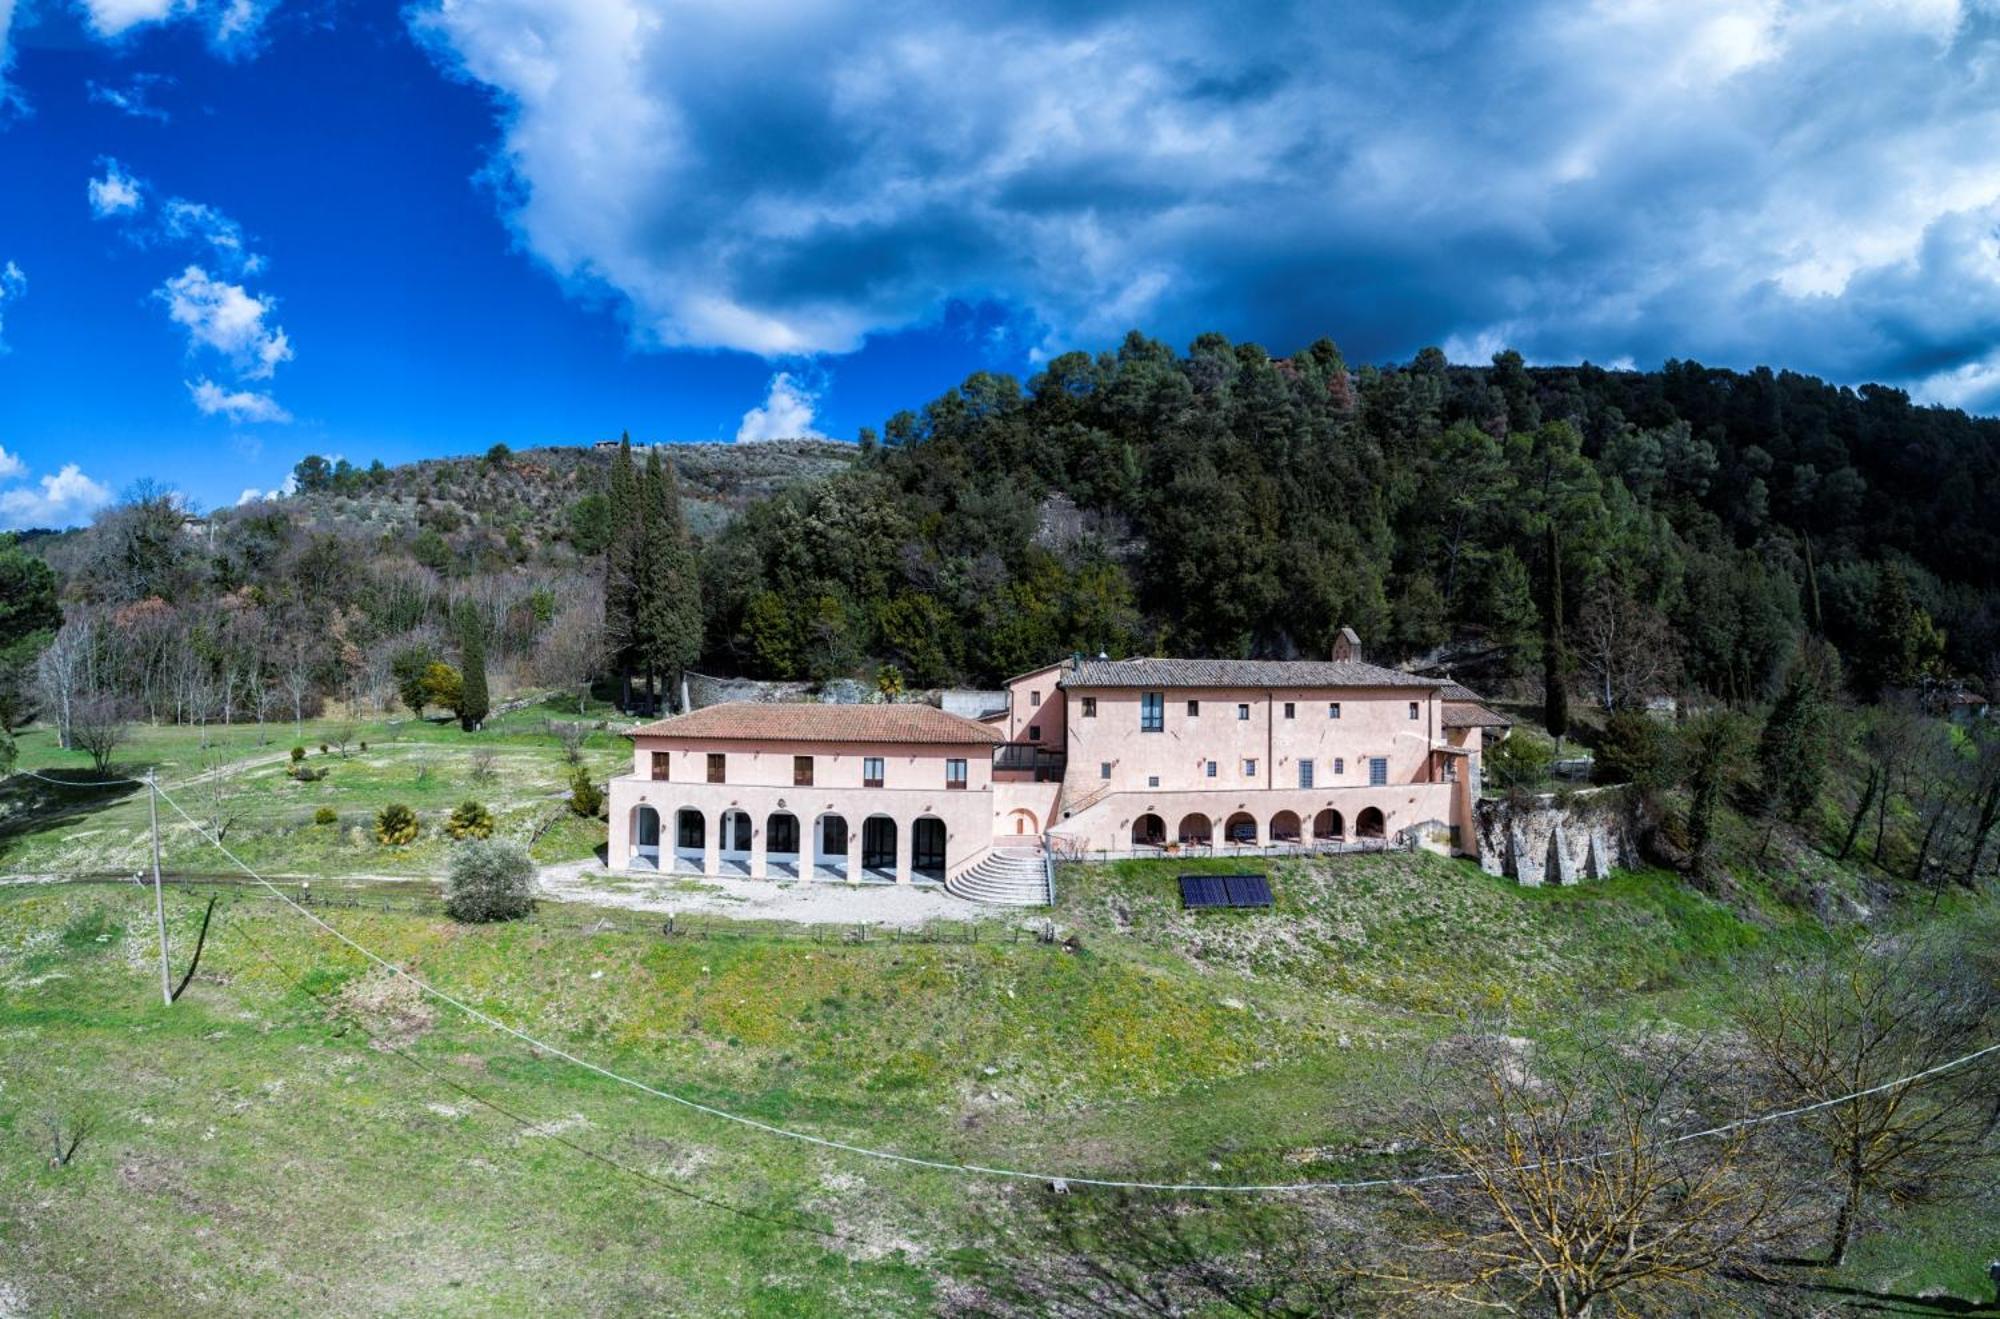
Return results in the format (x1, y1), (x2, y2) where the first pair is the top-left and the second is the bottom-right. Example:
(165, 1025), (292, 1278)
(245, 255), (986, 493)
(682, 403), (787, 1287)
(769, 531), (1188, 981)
(446, 799), (495, 840)
(1486, 733), (1554, 793)
(444, 839), (534, 923)
(319, 743), (329, 755)
(359, 741), (368, 752)
(314, 806), (338, 826)
(1593, 710), (1673, 790)
(567, 767), (604, 818)
(375, 802), (420, 846)
(290, 764), (327, 783)
(290, 746), (306, 764)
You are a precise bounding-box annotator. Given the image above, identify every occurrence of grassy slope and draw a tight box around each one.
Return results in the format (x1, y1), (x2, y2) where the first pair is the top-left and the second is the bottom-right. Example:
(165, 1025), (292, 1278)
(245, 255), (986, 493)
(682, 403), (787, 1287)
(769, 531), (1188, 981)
(13, 835), (1983, 1314)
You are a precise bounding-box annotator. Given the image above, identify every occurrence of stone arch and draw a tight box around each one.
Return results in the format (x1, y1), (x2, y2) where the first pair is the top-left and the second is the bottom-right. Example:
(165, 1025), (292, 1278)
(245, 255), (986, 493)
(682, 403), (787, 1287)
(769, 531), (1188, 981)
(814, 813), (849, 881)
(1224, 811), (1258, 845)
(766, 811), (801, 876)
(1313, 808), (1343, 840)
(631, 804), (661, 869)
(1006, 807), (1039, 836)
(674, 807), (706, 873)
(1270, 809), (1302, 843)
(862, 815), (898, 876)
(1177, 812), (1212, 846)
(912, 816), (947, 881)
(1131, 813), (1166, 847)
(1356, 806), (1386, 839)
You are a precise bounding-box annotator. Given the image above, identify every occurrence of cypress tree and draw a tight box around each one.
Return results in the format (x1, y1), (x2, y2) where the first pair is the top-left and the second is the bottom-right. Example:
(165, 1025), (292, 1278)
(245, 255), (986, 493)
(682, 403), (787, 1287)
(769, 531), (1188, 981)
(634, 448), (703, 710)
(456, 606), (489, 732)
(1542, 522), (1570, 745)
(604, 433), (642, 709)
(1757, 642), (1834, 824)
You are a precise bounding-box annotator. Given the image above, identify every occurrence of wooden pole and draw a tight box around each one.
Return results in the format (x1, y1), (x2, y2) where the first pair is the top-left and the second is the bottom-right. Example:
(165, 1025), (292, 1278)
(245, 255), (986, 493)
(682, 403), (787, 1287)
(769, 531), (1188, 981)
(149, 770), (172, 1006)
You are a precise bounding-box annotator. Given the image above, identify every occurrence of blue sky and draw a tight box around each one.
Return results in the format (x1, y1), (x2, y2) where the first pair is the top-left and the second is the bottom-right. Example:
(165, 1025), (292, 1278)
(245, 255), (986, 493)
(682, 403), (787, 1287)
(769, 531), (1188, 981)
(2, 0), (1999, 526)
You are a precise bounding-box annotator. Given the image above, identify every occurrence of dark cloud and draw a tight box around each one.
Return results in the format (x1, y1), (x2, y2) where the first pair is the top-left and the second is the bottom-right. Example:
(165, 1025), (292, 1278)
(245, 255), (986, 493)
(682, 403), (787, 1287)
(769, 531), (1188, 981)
(412, 0), (2000, 406)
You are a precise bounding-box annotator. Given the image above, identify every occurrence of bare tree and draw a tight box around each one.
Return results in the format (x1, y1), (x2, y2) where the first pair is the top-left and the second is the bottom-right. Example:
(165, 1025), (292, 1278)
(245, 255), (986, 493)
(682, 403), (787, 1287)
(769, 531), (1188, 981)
(1738, 943), (2000, 1265)
(280, 635), (317, 736)
(191, 748), (249, 842)
(529, 597), (604, 715)
(33, 614), (98, 750)
(327, 724), (356, 758)
(546, 718), (588, 766)
(41, 1110), (96, 1169)
(69, 695), (128, 777)
(1574, 578), (1677, 713)
(1377, 1037), (1799, 1318)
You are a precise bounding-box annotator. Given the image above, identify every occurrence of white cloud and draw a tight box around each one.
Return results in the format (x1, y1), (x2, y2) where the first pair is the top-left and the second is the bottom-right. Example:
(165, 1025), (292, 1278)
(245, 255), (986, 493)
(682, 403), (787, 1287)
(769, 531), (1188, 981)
(735, 371), (826, 443)
(77, 0), (276, 50)
(88, 160), (145, 218)
(161, 199), (262, 274)
(234, 473), (295, 503)
(155, 265), (292, 379)
(188, 377), (291, 424)
(0, 259), (21, 351)
(0, 464), (114, 530)
(0, 445), (24, 481)
(89, 74), (174, 122)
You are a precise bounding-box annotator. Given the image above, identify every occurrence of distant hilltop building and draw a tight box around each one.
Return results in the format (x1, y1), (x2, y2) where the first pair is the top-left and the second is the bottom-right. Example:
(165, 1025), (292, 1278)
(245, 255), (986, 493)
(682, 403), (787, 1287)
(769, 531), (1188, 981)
(606, 635), (1508, 905)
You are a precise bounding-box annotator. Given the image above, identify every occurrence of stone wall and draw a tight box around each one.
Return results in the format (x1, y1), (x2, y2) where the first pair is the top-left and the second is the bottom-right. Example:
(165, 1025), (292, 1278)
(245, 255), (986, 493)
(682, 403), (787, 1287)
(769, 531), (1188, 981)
(1475, 787), (1642, 886)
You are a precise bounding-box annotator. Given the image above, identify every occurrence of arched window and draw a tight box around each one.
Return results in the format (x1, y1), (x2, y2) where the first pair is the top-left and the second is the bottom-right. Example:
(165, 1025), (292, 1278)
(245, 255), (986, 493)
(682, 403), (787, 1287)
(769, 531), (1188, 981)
(1131, 813), (1166, 847)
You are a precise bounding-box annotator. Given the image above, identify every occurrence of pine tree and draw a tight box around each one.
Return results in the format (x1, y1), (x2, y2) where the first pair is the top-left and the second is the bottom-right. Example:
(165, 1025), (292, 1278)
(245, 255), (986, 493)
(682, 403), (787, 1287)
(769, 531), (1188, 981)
(456, 607), (489, 732)
(1542, 522), (1570, 744)
(603, 433), (642, 709)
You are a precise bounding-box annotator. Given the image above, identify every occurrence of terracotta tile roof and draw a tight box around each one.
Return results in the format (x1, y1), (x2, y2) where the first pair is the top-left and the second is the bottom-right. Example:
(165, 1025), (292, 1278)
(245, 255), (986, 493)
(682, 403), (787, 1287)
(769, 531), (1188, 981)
(627, 701), (1003, 745)
(1060, 656), (1440, 690)
(1443, 701), (1511, 729)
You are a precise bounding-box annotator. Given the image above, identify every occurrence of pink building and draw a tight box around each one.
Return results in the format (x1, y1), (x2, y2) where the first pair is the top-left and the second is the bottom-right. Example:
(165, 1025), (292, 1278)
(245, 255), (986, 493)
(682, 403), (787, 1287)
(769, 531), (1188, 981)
(606, 638), (1506, 904)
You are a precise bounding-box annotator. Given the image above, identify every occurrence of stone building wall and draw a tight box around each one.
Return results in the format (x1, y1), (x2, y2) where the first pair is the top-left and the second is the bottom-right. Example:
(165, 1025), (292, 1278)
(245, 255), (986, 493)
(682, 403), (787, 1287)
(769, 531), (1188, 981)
(1475, 787), (1642, 886)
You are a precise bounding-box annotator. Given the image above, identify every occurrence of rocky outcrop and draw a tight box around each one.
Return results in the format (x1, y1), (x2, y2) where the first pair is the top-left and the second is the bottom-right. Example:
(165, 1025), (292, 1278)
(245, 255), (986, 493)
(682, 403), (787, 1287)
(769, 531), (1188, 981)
(1476, 788), (1641, 886)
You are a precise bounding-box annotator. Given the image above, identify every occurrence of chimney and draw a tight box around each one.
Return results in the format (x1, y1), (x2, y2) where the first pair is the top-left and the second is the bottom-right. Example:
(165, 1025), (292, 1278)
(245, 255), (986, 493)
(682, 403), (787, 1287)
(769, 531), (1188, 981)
(1331, 627), (1362, 663)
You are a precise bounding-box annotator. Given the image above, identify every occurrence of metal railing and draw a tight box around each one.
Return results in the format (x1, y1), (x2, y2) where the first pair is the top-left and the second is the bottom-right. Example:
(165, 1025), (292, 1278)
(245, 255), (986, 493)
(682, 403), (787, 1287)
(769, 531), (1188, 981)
(1044, 834), (1407, 865)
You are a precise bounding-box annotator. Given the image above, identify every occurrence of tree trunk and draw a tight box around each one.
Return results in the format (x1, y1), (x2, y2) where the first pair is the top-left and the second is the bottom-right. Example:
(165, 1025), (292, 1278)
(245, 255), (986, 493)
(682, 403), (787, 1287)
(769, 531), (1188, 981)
(1828, 1148), (1864, 1266)
(1839, 766), (1878, 860)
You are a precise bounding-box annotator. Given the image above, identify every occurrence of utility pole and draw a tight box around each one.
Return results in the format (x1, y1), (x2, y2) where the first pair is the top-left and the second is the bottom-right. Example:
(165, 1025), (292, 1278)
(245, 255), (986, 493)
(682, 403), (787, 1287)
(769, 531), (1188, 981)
(148, 770), (172, 1006)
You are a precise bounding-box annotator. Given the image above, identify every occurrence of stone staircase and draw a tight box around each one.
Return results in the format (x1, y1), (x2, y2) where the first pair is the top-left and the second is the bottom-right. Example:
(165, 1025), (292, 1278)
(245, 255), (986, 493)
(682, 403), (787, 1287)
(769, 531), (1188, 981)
(945, 847), (1052, 906)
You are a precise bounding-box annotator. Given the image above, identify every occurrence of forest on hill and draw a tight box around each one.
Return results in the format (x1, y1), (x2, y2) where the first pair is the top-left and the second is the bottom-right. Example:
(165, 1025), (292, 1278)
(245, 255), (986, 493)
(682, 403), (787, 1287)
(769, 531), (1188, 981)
(4, 333), (1998, 765)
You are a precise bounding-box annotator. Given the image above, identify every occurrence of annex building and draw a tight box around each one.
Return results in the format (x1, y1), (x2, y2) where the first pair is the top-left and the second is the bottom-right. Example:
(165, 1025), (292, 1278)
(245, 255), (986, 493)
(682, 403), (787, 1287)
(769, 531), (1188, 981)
(605, 631), (1507, 904)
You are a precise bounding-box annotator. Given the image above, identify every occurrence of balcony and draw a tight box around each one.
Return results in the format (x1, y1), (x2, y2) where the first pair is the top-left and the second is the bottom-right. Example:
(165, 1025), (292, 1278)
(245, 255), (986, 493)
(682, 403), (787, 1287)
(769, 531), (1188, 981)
(993, 745), (1066, 782)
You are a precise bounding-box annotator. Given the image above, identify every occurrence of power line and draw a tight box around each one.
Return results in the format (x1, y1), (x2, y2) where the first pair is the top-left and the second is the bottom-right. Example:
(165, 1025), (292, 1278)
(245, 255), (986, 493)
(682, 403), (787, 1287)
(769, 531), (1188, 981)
(146, 780), (2000, 1194)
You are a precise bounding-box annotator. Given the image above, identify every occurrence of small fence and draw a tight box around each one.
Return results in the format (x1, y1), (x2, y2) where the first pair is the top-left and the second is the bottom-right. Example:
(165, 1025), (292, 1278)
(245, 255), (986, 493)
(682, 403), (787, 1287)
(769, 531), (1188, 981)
(1045, 835), (1408, 866)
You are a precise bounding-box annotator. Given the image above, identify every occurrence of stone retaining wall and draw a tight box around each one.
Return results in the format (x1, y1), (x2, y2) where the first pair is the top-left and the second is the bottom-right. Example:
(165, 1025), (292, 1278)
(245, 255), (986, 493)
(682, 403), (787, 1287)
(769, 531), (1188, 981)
(1475, 787), (1641, 885)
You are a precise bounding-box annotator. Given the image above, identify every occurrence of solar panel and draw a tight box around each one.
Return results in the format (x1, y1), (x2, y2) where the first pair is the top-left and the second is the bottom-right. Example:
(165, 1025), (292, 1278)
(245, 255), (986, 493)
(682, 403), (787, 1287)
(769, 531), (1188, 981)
(1179, 873), (1272, 909)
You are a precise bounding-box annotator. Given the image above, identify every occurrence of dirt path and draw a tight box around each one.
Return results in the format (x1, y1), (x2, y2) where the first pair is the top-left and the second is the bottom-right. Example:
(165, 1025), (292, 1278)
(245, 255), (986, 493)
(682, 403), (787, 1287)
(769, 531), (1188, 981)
(534, 859), (1007, 929)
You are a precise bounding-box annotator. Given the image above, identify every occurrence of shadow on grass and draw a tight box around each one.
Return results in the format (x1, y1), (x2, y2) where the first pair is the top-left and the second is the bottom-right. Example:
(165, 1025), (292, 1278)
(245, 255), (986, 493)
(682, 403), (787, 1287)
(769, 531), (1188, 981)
(0, 769), (142, 863)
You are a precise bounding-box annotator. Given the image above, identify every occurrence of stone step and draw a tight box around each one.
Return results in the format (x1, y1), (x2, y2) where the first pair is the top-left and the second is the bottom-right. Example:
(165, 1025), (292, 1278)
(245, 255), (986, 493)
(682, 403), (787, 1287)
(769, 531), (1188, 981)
(945, 850), (1053, 906)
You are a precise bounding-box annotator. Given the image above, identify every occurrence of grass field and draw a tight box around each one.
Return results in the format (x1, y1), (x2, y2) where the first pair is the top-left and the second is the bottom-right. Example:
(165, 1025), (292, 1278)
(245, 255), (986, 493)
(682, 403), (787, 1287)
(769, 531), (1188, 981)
(0, 696), (625, 879)
(3, 707), (1997, 1314)
(3, 841), (1995, 1313)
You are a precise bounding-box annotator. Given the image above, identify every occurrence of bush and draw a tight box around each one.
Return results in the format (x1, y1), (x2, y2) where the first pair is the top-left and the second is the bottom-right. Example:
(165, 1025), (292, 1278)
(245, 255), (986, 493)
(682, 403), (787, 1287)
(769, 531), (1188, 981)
(567, 767), (604, 818)
(290, 764), (327, 783)
(319, 743), (329, 754)
(444, 839), (534, 923)
(446, 799), (495, 840)
(1593, 710), (1673, 789)
(1486, 732), (1554, 793)
(359, 741), (368, 752)
(290, 746), (306, 764)
(375, 802), (420, 846)
(314, 806), (338, 826)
